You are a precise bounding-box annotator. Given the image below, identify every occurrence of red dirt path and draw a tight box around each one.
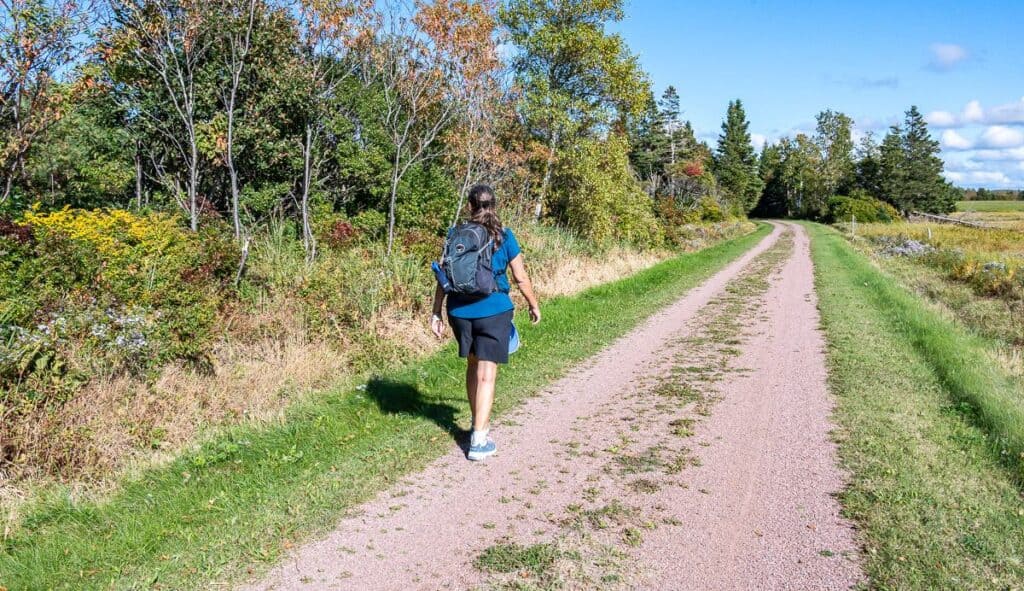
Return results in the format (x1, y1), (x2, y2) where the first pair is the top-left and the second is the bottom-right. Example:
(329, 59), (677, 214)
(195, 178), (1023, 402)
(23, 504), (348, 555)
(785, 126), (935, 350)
(240, 222), (863, 591)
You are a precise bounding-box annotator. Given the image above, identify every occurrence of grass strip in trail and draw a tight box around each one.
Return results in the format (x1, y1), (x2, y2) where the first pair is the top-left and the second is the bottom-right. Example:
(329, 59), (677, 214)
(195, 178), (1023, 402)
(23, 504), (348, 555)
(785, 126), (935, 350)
(0, 224), (771, 590)
(806, 222), (1024, 589)
(472, 228), (796, 590)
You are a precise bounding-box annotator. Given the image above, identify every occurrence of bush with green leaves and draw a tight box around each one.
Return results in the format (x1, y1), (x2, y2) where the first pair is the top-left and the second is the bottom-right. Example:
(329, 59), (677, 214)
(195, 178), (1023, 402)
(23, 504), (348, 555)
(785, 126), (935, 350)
(827, 192), (900, 224)
(554, 135), (663, 248)
(1, 208), (237, 412)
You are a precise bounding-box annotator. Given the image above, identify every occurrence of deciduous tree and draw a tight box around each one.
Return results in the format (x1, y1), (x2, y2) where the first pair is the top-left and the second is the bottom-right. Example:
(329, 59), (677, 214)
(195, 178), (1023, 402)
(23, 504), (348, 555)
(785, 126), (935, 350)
(216, 0), (257, 239)
(813, 109), (854, 196)
(290, 0), (375, 260)
(500, 0), (649, 219)
(106, 0), (215, 231)
(0, 0), (87, 205)
(416, 0), (504, 226)
(373, 0), (463, 255)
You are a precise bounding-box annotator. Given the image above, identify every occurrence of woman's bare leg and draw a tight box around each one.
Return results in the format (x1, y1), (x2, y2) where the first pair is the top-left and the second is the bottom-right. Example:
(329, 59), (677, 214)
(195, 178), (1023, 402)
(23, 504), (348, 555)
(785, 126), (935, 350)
(466, 355), (479, 422)
(471, 360), (498, 432)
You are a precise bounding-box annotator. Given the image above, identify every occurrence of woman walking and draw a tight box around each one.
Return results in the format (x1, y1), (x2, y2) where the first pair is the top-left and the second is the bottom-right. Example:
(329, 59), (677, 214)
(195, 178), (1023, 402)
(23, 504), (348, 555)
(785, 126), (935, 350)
(430, 184), (541, 461)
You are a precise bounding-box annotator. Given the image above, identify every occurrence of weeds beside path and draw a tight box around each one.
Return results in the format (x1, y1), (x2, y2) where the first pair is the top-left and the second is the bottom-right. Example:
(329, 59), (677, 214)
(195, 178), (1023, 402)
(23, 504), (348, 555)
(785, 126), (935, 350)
(0, 226), (770, 590)
(807, 222), (1024, 589)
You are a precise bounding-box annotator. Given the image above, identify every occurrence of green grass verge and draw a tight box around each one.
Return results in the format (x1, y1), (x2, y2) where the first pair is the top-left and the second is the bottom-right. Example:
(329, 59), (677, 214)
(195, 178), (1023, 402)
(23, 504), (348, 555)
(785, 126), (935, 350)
(0, 224), (771, 590)
(956, 200), (1024, 212)
(806, 222), (1024, 589)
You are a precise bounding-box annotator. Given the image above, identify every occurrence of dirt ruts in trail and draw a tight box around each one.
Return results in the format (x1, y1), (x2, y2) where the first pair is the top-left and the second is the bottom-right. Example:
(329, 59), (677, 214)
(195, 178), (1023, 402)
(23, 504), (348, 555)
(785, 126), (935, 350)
(240, 222), (862, 591)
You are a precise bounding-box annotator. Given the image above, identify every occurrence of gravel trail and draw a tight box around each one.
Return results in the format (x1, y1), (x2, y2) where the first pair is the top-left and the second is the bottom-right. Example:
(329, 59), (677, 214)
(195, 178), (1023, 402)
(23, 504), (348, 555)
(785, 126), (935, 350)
(240, 222), (862, 591)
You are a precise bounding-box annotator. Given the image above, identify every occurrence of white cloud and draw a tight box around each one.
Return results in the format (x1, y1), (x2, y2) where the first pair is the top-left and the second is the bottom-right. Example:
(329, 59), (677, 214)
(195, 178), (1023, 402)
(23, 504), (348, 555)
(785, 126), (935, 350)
(929, 43), (968, 71)
(972, 147), (1024, 161)
(978, 125), (1024, 149)
(943, 170), (1012, 186)
(987, 97), (1024, 124)
(937, 122), (1024, 187)
(962, 100), (985, 123)
(941, 129), (973, 150)
(926, 110), (958, 128)
(923, 98), (1024, 129)
(750, 133), (768, 151)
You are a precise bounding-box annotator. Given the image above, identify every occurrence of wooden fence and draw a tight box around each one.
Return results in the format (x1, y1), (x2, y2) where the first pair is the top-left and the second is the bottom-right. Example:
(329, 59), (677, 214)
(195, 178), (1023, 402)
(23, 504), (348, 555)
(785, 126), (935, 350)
(908, 211), (989, 229)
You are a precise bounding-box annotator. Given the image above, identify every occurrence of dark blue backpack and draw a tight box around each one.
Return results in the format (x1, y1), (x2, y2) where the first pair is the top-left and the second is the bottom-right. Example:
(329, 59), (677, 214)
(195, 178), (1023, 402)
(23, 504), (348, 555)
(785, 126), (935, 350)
(440, 223), (497, 298)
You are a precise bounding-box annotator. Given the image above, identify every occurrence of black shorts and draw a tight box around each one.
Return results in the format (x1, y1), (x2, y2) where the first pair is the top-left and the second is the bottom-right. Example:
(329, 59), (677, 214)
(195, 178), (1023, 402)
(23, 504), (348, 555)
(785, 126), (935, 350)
(448, 309), (514, 364)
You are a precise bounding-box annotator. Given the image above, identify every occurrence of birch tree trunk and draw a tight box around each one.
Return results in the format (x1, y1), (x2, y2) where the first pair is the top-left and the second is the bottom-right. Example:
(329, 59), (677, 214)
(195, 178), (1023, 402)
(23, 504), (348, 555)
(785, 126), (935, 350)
(188, 132), (199, 231)
(224, 0), (256, 239)
(301, 125), (316, 263)
(386, 157), (401, 256)
(134, 145), (142, 208)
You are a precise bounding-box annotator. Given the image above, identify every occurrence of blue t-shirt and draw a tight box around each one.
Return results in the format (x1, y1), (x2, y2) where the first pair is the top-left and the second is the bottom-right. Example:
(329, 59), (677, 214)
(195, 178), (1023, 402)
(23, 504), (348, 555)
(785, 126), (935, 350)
(447, 228), (521, 319)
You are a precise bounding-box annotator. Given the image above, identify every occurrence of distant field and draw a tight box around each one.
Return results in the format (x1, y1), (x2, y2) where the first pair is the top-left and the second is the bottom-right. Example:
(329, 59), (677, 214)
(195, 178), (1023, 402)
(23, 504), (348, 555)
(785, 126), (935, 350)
(956, 200), (1024, 212)
(951, 201), (1024, 230)
(846, 220), (1024, 345)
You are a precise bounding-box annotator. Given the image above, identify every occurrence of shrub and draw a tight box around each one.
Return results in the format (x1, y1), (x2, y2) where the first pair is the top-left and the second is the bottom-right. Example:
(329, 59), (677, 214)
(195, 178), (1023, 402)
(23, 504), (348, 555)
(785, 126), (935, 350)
(325, 220), (358, 248)
(0, 217), (33, 244)
(299, 242), (430, 333)
(655, 194), (737, 248)
(948, 258), (1020, 298)
(828, 193), (900, 224)
(682, 160), (704, 178)
(555, 135), (663, 248)
(351, 209), (386, 239)
(316, 213), (360, 249)
(2, 207), (237, 412)
(394, 164), (458, 235)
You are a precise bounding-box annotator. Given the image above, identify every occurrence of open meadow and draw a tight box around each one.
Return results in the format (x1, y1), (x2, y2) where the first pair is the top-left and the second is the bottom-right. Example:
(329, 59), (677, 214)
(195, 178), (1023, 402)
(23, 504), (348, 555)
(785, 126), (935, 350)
(952, 201), (1024, 231)
(956, 200), (1024, 212)
(841, 221), (1024, 351)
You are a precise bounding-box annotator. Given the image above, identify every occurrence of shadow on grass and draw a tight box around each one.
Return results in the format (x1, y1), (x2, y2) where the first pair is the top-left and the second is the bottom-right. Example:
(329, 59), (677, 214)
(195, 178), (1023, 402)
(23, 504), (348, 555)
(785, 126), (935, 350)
(365, 377), (469, 453)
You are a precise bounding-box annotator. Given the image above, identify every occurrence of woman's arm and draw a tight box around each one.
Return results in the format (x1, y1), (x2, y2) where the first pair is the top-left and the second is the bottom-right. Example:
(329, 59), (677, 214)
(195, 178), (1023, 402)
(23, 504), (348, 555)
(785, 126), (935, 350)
(508, 253), (541, 324)
(430, 283), (446, 338)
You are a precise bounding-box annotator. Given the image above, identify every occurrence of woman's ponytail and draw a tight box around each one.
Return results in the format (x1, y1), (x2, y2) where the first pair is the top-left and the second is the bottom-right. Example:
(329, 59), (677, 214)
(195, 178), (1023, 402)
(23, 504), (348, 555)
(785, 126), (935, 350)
(468, 184), (503, 244)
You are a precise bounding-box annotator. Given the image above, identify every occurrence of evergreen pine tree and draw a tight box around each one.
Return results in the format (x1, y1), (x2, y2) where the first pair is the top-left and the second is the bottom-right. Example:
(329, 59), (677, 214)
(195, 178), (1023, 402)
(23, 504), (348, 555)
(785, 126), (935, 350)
(878, 125), (906, 209)
(713, 99), (763, 213)
(853, 132), (883, 198)
(627, 89), (669, 194)
(901, 105), (953, 213)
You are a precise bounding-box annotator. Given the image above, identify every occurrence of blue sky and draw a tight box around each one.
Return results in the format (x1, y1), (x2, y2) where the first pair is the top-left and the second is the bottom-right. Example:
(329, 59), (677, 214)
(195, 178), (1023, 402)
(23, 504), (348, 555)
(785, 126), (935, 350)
(610, 0), (1024, 189)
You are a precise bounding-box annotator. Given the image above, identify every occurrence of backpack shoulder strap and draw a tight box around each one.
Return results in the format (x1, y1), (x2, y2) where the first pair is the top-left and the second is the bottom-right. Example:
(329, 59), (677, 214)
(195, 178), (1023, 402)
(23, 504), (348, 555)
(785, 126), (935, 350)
(441, 225), (457, 261)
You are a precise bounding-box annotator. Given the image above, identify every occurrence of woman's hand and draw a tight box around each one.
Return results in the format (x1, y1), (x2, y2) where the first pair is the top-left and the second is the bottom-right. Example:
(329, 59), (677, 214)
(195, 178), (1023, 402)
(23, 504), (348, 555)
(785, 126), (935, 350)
(429, 284), (446, 339)
(510, 254), (541, 325)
